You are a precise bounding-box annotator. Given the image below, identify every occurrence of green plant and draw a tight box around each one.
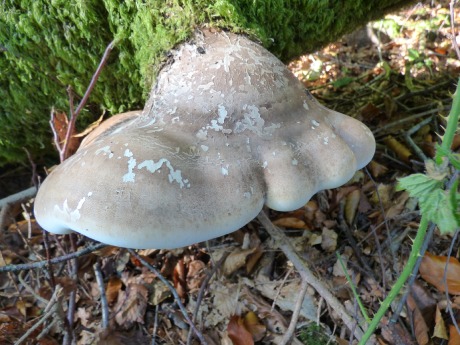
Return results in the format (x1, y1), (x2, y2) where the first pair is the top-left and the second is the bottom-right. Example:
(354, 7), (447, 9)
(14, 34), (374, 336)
(358, 78), (460, 344)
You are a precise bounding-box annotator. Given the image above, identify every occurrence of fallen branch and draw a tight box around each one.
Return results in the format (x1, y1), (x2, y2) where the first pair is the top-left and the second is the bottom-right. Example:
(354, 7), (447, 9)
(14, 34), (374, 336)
(257, 210), (366, 341)
(0, 242), (106, 273)
(0, 186), (37, 209)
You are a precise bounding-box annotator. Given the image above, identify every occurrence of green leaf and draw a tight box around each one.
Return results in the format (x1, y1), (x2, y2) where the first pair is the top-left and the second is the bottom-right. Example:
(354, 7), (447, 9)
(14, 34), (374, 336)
(397, 175), (460, 234)
(396, 173), (443, 197)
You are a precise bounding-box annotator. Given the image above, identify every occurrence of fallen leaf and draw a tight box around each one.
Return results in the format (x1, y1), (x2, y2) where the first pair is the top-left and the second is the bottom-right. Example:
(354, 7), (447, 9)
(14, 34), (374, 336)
(114, 283), (148, 327)
(449, 324), (460, 345)
(321, 227), (337, 252)
(419, 252), (460, 294)
(227, 315), (254, 345)
(223, 247), (256, 276)
(345, 189), (361, 225)
(368, 160), (389, 178)
(384, 135), (412, 162)
(186, 260), (206, 293)
(433, 306), (448, 340)
(273, 217), (306, 229)
(106, 276), (123, 306)
(407, 294), (429, 345)
(243, 311), (266, 342)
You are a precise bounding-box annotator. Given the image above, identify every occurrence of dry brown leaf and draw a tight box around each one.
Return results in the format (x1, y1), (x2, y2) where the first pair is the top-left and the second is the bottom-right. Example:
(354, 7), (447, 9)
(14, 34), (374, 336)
(243, 311), (266, 342)
(186, 260), (206, 293)
(227, 315), (254, 345)
(321, 227), (337, 252)
(51, 110), (81, 155)
(272, 217), (306, 229)
(173, 259), (187, 299)
(449, 325), (460, 345)
(223, 247), (256, 276)
(345, 189), (361, 225)
(434, 306), (448, 340)
(384, 135), (412, 162)
(419, 252), (460, 294)
(368, 160), (389, 178)
(114, 283), (148, 327)
(407, 294), (429, 345)
(106, 276), (123, 306)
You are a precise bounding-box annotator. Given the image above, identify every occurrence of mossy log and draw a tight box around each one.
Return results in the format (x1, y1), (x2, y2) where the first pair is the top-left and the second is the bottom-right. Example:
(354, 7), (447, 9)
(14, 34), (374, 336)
(0, 0), (409, 167)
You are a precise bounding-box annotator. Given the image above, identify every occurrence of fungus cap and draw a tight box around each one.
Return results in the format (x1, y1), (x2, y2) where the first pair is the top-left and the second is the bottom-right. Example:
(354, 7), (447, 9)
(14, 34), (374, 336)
(34, 30), (375, 249)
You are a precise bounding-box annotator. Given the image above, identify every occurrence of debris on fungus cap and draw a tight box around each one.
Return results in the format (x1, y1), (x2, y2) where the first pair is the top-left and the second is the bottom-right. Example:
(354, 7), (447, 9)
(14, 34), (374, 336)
(34, 29), (375, 249)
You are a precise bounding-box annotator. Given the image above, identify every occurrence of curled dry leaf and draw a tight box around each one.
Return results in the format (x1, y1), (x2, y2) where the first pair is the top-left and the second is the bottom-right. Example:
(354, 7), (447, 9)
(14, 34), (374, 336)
(223, 247), (257, 276)
(272, 217), (307, 229)
(433, 306), (448, 340)
(345, 189), (361, 225)
(384, 135), (412, 163)
(419, 252), (460, 294)
(407, 294), (429, 345)
(186, 259), (206, 293)
(227, 315), (254, 345)
(106, 276), (123, 306)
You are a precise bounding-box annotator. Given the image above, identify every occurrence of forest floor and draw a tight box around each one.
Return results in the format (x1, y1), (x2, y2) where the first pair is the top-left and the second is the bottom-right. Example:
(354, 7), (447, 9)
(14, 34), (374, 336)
(1, 1), (459, 345)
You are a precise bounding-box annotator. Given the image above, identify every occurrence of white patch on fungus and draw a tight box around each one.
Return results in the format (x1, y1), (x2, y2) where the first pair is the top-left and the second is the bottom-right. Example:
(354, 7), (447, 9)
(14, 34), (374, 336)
(123, 149), (137, 183)
(323, 137), (329, 145)
(95, 146), (114, 159)
(201, 145), (209, 152)
(221, 166), (229, 176)
(138, 159), (190, 188)
(303, 101), (309, 110)
(292, 159), (298, 166)
(54, 197), (88, 223)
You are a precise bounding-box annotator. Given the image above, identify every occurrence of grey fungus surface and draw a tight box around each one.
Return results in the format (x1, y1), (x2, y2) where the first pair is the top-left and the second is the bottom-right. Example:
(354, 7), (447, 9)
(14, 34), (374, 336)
(34, 30), (376, 249)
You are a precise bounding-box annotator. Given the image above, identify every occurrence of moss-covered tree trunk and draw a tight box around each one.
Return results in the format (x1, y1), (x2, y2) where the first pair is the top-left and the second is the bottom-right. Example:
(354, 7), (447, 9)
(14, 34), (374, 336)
(0, 0), (410, 167)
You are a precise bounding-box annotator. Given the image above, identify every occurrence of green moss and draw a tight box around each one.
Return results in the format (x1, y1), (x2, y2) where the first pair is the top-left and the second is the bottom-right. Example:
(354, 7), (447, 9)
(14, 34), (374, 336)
(0, 0), (410, 167)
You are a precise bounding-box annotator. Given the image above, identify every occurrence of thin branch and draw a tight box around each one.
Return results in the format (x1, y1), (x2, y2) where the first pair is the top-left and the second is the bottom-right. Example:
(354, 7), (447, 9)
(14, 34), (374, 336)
(0, 242), (106, 273)
(186, 252), (229, 345)
(280, 277), (309, 345)
(127, 249), (208, 345)
(0, 187), (37, 209)
(94, 261), (109, 329)
(61, 40), (116, 161)
(443, 230), (460, 335)
(257, 210), (365, 341)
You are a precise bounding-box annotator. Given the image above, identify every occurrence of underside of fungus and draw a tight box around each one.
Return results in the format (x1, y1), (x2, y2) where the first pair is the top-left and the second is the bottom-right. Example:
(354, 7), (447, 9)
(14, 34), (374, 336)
(34, 29), (376, 249)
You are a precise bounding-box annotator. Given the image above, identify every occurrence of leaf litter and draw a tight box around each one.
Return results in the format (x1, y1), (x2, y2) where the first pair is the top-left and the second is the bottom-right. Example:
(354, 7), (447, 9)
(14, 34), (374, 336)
(1, 1), (460, 344)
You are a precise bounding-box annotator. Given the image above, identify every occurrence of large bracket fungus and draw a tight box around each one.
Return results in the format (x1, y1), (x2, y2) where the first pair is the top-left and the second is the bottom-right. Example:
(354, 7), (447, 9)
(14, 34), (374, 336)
(34, 30), (375, 249)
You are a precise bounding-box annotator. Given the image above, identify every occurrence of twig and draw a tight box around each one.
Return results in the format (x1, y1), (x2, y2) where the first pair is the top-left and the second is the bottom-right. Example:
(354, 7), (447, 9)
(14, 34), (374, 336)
(372, 106), (450, 136)
(17, 272), (50, 305)
(0, 242), (106, 273)
(127, 249), (207, 345)
(443, 230), (460, 335)
(61, 40), (116, 161)
(0, 186), (37, 209)
(402, 117), (432, 162)
(186, 252), (229, 345)
(280, 277), (309, 345)
(151, 304), (160, 345)
(14, 285), (63, 345)
(94, 261), (109, 329)
(63, 234), (78, 345)
(257, 210), (365, 341)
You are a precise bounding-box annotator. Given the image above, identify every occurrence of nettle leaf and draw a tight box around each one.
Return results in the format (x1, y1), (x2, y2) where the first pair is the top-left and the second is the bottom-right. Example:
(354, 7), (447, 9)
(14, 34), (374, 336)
(396, 173), (443, 199)
(397, 175), (459, 234)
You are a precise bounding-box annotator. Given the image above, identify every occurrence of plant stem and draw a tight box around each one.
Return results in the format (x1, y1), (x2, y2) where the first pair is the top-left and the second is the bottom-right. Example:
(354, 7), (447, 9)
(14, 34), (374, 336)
(436, 78), (460, 164)
(358, 216), (429, 345)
